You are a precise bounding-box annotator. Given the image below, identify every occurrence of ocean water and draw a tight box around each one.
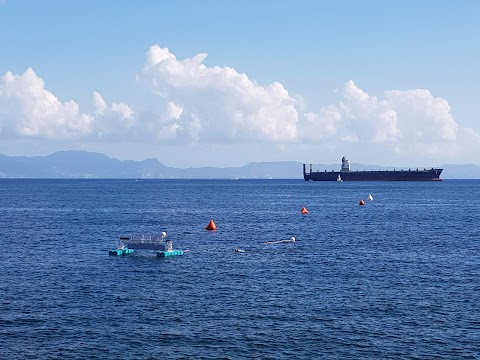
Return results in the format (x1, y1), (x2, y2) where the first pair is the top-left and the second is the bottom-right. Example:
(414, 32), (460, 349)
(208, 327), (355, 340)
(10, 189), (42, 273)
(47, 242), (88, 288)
(0, 179), (479, 359)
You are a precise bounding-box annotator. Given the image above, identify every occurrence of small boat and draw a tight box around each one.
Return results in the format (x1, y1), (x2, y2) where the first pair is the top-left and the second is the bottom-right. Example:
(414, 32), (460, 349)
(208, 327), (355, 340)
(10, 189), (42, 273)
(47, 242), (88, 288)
(337, 174), (343, 182)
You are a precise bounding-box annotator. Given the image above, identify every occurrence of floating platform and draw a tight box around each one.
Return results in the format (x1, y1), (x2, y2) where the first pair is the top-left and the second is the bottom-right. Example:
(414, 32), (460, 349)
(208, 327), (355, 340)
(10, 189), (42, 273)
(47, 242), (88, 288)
(157, 250), (184, 258)
(109, 248), (134, 256)
(119, 233), (167, 251)
(110, 231), (183, 257)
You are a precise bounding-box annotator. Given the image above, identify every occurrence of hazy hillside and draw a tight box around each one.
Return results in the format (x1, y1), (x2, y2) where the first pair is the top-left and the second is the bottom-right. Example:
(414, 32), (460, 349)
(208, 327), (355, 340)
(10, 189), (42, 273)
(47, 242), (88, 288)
(440, 164), (480, 179)
(0, 151), (170, 178)
(0, 151), (478, 179)
(0, 151), (303, 179)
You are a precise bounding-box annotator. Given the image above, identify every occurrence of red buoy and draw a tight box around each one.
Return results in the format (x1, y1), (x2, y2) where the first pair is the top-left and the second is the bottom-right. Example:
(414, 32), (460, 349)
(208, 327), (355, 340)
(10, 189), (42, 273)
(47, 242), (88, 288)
(359, 200), (365, 206)
(301, 207), (308, 214)
(206, 219), (217, 230)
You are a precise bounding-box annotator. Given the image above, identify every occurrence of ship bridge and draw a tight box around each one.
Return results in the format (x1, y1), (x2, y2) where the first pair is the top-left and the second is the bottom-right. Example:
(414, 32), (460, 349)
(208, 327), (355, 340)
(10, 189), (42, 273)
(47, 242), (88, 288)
(341, 156), (350, 172)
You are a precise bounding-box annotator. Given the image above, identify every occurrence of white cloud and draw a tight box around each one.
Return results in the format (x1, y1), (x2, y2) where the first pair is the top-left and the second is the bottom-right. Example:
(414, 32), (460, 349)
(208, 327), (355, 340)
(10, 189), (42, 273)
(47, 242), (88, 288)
(143, 101), (184, 141)
(0, 68), (136, 141)
(163, 101), (183, 121)
(335, 81), (480, 162)
(141, 44), (300, 143)
(0, 68), (93, 138)
(337, 81), (464, 145)
(341, 135), (359, 143)
(91, 92), (135, 140)
(384, 88), (458, 142)
(339, 80), (401, 143)
(139, 45), (478, 162)
(1, 46), (479, 165)
(93, 92), (107, 115)
(110, 102), (133, 121)
(300, 105), (341, 141)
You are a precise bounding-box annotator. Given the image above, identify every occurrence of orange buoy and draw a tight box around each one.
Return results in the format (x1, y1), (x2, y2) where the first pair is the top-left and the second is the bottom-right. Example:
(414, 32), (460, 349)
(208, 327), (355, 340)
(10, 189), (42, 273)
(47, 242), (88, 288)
(359, 200), (365, 206)
(206, 219), (217, 231)
(301, 207), (308, 214)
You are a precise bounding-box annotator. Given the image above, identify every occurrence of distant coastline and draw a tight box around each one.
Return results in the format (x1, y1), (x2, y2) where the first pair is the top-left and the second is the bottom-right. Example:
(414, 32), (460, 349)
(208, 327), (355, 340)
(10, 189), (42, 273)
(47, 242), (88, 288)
(0, 151), (479, 179)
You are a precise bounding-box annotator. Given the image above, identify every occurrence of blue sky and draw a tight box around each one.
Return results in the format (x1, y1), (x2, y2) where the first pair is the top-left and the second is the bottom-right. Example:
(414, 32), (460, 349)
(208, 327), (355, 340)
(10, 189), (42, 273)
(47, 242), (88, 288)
(0, 0), (479, 167)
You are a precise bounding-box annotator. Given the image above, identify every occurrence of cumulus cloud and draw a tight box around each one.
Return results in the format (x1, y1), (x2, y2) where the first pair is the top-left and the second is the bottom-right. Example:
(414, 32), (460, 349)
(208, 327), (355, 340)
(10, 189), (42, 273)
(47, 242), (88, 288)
(139, 45), (478, 158)
(163, 101), (183, 121)
(300, 105), (341, 141)
(337, 81), (466, 145)
(91, 92), (135, 140)
(384, 88), (458, 142)
(0, 68), (136, 141)
(138, 101), (183, 141)
(335, 80), (480, 161)
(93, 92), (107, 115)
(141, 44), (300, 143)
(339, 80), (400, 143)
(1, 45), (478, 164)
(0, 68), (93, 138)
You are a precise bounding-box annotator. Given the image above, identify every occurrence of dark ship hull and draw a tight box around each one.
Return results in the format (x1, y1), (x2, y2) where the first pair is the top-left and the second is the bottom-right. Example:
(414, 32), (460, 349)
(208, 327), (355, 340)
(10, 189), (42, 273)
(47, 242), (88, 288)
(303, 163), (443, 181)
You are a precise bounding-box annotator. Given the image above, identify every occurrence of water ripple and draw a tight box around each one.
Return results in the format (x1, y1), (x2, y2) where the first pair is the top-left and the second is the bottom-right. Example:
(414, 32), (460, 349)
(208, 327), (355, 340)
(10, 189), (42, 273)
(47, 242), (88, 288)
(0, 179), (479, 359)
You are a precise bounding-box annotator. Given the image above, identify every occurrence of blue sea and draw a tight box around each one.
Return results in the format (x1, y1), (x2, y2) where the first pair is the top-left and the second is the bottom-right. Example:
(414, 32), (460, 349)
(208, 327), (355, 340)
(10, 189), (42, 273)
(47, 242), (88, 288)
(1, 179), (479, 359)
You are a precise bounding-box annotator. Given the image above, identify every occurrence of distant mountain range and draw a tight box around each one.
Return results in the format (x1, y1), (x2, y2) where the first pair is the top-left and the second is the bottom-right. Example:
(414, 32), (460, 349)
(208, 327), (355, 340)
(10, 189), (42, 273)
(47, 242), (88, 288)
(0, 150), (478, 179)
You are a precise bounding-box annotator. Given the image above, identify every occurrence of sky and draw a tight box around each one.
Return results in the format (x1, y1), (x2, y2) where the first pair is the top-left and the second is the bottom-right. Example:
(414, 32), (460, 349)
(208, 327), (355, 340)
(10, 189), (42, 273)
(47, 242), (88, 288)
(0, 0), (479, 168)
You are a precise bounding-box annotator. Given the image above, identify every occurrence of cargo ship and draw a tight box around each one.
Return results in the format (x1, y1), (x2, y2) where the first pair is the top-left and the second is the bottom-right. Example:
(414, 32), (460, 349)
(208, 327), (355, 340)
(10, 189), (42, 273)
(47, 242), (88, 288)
(303, 156), (443, 181)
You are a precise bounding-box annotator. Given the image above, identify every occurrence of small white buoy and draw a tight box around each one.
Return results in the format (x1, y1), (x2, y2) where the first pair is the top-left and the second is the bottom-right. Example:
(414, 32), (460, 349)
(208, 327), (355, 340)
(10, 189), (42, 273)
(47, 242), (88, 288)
(367, 194), (373, 201)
